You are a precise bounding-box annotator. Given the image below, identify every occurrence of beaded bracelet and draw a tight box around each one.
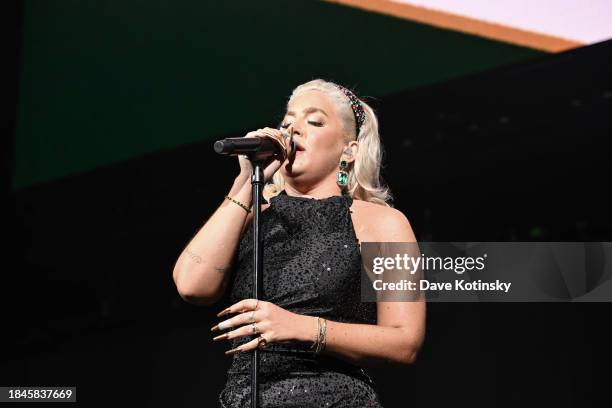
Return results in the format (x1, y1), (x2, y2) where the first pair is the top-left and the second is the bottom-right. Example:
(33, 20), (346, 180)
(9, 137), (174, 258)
(224, 195), (251, 213)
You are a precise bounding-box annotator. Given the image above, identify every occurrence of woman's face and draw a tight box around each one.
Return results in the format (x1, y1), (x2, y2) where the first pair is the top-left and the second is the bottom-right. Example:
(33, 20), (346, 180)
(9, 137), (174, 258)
(280, 90), (348, 187)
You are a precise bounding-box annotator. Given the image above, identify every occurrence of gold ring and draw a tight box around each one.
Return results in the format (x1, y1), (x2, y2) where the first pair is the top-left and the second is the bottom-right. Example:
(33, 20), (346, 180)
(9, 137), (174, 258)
(257, 335), (268, 349)
(252, 323), (259, 335)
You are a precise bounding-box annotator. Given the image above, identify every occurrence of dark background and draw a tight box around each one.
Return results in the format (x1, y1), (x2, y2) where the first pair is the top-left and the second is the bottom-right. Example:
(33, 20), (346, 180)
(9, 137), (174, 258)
(4, 1), (612, 407)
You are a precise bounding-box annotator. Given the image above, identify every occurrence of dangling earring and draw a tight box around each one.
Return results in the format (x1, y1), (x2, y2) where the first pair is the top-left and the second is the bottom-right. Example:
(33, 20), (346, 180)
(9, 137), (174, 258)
(337, 159), (349, 187)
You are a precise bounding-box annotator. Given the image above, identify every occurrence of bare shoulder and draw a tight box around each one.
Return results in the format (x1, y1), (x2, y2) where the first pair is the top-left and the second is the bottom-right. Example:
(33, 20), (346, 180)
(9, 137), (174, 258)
(351, 199), (416, 242)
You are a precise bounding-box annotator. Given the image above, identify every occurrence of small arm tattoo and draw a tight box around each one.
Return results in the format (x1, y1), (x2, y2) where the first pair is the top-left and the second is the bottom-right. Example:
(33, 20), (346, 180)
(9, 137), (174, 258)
(185, 249), (203, 264)
(214, 266), (229, 275)
(185, 249), (230, 274)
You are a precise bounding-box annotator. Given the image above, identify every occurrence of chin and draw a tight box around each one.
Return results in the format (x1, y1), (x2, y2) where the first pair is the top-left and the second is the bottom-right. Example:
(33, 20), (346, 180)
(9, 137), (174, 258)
(283, 155), (308, 176)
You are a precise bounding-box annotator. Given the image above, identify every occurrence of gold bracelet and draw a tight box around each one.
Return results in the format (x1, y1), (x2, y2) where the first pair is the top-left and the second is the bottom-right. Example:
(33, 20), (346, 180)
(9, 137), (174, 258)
(319, 318), (327, 352)
(316, 318), (327, 354)
(225, 195), (251, 213)
(310, 316), (320, 351)
(309, 317), (327, 354)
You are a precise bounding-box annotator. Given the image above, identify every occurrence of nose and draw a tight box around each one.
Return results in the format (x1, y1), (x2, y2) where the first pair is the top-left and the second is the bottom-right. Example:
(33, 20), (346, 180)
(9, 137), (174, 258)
(289, 122), (301, 137)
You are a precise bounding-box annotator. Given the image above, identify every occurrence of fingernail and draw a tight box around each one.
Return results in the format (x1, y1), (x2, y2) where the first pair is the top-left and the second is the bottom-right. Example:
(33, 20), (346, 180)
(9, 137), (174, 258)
(216, 319), (234, 331)
(213, 333), (229, 341)
(217, 307), (232, 317)
(211, 324), (220, 332)
(225, 347), (242, 355)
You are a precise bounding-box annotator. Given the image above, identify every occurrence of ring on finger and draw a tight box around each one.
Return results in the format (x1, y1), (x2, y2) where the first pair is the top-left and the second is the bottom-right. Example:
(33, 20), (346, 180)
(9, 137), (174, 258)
(248, 310), (255, 323)
(257, 335), (268, 349)
(252, 323), (259, 335)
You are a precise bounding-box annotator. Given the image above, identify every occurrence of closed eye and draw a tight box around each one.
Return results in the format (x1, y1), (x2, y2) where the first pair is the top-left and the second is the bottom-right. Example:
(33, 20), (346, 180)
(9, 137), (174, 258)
(280, 121), (323, 128)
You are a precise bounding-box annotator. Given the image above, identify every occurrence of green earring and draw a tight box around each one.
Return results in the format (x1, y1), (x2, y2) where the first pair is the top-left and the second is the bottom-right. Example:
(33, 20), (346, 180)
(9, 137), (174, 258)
(337, 159), (349, 186)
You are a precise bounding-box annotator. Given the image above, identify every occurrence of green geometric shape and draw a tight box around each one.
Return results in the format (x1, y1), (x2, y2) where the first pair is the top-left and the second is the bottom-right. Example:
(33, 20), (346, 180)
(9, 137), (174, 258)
(13, 0), (545, 190)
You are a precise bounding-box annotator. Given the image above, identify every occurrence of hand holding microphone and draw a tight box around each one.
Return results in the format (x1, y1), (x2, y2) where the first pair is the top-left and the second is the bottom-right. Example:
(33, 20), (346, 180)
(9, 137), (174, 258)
(217, 127), (294, 183)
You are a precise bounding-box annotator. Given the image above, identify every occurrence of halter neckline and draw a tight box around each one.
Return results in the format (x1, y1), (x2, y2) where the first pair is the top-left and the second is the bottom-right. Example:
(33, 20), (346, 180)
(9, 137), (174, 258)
(273, 189), (353, 207)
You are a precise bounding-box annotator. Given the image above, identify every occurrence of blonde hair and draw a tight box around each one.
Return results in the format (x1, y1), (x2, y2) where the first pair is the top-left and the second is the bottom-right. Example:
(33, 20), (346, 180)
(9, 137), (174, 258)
(264, 79), (393, 207)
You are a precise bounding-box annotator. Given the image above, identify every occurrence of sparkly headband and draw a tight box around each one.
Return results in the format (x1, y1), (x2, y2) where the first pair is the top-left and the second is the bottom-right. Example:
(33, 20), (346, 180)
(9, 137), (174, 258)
(335, 84), (365, 136)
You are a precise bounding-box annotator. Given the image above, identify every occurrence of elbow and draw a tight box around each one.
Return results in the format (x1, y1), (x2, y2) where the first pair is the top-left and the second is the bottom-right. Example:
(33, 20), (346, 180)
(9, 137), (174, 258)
(399, 343), (422, 366)
(176, 284), (220, 306)
(173, 267), (220, 306)
(397, 326), (425, 366)
(403, 348), (419, 365)
(176, 286), (215, 306)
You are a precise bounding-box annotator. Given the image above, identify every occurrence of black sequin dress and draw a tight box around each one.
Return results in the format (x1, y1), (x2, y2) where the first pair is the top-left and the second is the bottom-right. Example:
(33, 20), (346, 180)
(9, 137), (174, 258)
(218, 189), (384, 407)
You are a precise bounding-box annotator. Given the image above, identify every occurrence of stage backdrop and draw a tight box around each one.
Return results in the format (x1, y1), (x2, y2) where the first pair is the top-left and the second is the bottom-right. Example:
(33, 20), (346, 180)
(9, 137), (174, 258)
(13, 0), (563, 191)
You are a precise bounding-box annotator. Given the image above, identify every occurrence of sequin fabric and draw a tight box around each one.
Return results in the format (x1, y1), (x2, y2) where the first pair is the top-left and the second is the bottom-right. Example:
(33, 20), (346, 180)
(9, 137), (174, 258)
(218, 189), (384, 407)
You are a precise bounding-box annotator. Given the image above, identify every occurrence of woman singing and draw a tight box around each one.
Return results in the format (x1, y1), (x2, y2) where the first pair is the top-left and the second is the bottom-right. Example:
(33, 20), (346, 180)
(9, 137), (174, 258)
(173, 79), (426, 407)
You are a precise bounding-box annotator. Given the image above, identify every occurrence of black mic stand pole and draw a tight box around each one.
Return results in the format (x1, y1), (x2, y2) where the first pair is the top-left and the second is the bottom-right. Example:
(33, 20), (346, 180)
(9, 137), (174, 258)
(249, 158), (265, 408)
(215, 133), (292, 408)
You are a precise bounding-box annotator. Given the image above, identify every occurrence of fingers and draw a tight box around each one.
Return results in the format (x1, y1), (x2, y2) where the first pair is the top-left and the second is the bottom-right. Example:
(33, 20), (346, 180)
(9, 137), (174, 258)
(217, 298), (260, 317)
(255, 128), (286, 148)
(243, 130), (261, 138)
(239, 127), (288, 182)
(211, 315), (236, 332)
(212, 299), (271, 353)
(213, 320), (266, 343)
(225, 335), (268, 355)
(241, 128), (288, 165)
(245, 128), (283, 141)
(211, 308), (260, 333)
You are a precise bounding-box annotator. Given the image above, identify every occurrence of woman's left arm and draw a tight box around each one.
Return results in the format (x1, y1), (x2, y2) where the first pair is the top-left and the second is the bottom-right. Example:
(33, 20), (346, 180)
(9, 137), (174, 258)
(296, 208), (426, 366)
(212, 209), (425, 366)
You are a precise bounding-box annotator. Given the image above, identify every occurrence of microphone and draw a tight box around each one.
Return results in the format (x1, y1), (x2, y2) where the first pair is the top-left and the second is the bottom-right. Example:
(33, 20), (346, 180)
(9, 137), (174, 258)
(214, 130), (296, 162)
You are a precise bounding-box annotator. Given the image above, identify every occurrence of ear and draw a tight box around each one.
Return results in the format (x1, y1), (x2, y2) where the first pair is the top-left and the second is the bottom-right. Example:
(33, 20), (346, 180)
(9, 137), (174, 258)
(341, 140), (359, 164)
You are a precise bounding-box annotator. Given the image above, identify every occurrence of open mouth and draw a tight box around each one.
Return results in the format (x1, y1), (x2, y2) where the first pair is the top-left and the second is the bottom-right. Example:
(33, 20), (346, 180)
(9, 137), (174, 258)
(288, 141), (305, 161)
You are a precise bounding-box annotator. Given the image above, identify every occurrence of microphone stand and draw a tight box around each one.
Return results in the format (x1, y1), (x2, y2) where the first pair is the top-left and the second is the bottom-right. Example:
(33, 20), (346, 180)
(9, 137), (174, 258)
(246, 134), (292, 408)
(215, 133), (292, 408)
(248, 158), (265, 408)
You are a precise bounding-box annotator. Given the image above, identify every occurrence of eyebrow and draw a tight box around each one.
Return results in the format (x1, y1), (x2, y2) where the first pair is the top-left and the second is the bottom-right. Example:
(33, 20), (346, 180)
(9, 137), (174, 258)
(286, 107), (328, 117)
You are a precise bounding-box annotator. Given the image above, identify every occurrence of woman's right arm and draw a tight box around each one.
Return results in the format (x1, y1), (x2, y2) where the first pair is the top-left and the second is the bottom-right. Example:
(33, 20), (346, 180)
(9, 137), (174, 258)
(172, 127), (292, 305)
(172, 175), (254, 305)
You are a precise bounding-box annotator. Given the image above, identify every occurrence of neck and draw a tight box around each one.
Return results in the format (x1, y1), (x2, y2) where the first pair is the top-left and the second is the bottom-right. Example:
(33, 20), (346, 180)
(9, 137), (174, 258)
(283, 183), (343, 200)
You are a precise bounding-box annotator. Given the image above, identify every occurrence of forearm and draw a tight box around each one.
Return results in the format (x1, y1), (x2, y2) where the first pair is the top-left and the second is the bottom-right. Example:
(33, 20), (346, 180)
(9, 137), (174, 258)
(173, 175), (251, 303)
(295, 315), (420, 367)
